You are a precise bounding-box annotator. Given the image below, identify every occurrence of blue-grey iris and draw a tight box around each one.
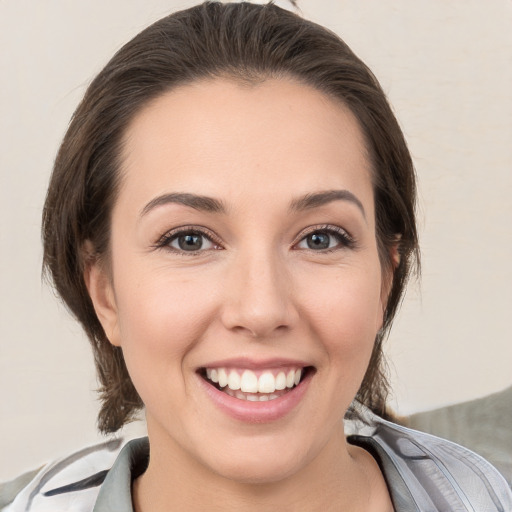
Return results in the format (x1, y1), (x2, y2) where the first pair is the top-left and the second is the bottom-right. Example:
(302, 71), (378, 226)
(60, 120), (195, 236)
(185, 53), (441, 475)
(307, 233), (330, 250)
(179, 234), (203, 251)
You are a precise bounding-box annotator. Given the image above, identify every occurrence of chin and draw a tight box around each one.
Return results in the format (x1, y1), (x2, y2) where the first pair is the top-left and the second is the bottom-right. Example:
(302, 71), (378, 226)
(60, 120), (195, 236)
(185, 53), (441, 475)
(200, 436), (314, 486)
(213, 456), (302, 486)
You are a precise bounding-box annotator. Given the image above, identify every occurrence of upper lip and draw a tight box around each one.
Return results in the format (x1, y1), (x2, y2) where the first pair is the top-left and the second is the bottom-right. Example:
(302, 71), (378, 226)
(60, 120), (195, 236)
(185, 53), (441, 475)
(198, 357), (312, 370)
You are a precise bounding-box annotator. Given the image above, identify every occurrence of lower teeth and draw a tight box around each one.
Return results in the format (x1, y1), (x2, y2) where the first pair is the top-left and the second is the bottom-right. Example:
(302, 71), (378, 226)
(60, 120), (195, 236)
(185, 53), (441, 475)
(222, 387), (288, 401)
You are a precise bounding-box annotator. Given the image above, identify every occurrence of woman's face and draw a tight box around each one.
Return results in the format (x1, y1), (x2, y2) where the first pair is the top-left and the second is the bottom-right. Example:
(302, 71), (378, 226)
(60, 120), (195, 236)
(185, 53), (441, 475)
(89, 78), (387, 483)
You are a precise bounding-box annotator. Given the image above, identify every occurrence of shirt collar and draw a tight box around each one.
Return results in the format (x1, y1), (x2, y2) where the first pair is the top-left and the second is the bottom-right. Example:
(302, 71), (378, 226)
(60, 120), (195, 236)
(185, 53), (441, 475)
(93, 437), (149, 512)
(92, 433), (416, 512)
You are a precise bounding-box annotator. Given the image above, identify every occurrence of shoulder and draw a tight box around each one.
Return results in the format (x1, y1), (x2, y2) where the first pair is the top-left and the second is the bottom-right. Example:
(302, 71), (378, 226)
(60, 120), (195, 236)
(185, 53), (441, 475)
(1, 438), (126, 512)
(348, 410), (512, 511)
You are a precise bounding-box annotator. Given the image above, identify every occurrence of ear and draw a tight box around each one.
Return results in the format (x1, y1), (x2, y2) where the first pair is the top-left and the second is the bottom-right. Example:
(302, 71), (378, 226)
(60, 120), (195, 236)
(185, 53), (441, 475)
(390, 235), (402, 269)
(83, 242), (121, 347)
(379, 235), (402, 319)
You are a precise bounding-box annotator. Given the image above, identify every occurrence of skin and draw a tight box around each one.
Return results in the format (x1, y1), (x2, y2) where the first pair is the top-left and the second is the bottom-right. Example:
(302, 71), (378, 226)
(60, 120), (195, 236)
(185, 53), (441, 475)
(86, 78), (394, 511)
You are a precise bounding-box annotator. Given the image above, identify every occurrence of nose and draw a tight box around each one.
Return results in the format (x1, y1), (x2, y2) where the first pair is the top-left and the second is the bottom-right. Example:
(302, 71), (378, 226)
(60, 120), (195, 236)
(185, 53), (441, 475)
(220, 249), (298, 339)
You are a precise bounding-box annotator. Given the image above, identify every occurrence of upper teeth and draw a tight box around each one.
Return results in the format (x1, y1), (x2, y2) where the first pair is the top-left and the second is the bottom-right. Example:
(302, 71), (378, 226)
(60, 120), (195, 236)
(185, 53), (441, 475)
(205, 368), (303, 393)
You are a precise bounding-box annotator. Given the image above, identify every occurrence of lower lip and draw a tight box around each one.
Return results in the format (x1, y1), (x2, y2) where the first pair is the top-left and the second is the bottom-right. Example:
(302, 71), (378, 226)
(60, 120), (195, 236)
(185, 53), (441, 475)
(198, 371), (313, 423)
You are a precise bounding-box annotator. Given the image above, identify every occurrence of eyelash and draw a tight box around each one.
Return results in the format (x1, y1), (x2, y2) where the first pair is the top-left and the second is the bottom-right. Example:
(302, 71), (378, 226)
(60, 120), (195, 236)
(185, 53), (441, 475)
(153, 224), (356, 255)
(293, 225), (356, 253)
(153, 226), (222, 255)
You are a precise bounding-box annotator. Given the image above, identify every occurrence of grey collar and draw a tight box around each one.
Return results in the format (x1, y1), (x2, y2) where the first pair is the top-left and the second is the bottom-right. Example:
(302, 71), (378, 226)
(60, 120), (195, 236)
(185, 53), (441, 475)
(93, 437), (148, 512)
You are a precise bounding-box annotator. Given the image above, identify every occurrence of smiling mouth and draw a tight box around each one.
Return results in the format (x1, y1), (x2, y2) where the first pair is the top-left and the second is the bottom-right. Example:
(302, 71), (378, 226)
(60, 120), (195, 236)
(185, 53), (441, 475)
(199, 366), (314, 402)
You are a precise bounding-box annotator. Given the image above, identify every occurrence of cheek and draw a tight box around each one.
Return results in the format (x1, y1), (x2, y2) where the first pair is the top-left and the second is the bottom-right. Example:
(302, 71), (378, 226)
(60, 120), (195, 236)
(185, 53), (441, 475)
(299, 264), (383, 356)
(117, 280), (210, 343)
(111, 262), (220, 381)
(110, 273), (220, 425)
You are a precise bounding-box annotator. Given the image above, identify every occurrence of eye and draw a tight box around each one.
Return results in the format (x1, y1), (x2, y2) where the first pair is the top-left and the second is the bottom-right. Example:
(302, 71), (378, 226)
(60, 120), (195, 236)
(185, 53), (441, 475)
(170, 232), (214, 251)
(295, 226), (354, 251)
(155, 227), (220, 254)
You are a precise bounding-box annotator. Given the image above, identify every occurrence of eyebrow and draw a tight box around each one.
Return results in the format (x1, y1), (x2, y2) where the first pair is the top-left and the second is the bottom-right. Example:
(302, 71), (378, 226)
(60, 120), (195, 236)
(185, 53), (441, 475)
(140, 192), (226, 217)
(289, 190), (366, 219)
(140, 189), (365, 219)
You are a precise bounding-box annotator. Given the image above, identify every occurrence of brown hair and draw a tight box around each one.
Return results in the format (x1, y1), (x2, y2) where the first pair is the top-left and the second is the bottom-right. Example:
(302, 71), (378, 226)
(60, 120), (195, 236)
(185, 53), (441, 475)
(43, 1), (419, 433)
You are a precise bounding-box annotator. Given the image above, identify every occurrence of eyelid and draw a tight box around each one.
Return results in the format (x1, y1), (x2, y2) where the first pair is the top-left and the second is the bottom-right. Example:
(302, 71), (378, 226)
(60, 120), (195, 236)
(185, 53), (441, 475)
(292, 224), (356, 250)
(152, 223), (355, 253)
(153, 225), (223, 252)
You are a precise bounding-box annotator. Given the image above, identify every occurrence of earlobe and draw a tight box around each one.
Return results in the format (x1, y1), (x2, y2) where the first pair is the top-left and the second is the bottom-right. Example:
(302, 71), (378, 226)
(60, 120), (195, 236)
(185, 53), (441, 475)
(390, 239), (401, 269)
(83, 245), (121, 347)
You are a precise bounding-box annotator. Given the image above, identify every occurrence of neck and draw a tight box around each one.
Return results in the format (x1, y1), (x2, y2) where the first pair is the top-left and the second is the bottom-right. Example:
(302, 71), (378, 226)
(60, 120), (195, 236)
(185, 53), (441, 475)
(132, 426), (392, 512)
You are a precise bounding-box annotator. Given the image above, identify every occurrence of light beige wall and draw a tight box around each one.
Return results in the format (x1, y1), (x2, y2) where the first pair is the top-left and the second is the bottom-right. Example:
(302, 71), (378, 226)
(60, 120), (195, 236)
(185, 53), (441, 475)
(1, 0), (511, 480)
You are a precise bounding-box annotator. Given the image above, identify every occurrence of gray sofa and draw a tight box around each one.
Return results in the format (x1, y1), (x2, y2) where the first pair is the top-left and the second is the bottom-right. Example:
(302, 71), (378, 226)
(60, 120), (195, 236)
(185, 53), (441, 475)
(407, 385), (512, 488)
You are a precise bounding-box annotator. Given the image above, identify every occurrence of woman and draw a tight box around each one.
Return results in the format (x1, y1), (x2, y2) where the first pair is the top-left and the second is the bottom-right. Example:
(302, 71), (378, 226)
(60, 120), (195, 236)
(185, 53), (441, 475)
(5, 2), (511, 511)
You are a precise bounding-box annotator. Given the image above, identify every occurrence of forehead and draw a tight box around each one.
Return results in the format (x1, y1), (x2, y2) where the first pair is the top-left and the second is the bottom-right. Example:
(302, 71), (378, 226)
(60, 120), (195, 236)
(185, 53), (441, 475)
(118, 77), (374, 216)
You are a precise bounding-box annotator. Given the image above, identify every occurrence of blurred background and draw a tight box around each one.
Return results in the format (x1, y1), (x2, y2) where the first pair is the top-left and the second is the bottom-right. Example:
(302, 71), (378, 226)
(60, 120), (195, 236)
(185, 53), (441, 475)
(1, 0), (511, 481)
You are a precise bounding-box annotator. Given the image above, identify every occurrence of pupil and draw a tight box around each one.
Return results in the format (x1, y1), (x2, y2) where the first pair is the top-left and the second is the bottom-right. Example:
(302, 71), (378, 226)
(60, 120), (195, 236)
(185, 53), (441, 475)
(307, 233), (329, 250)
(179, 234), (202, 251)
